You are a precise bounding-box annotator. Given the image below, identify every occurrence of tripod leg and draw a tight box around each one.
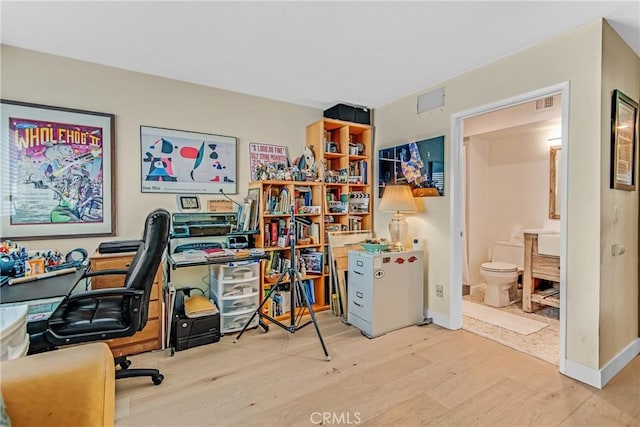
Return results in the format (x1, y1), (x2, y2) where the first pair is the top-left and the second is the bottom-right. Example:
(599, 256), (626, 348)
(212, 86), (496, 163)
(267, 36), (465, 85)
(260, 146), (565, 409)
(234, 279), (280, 343)
(295, 276), (331, 361)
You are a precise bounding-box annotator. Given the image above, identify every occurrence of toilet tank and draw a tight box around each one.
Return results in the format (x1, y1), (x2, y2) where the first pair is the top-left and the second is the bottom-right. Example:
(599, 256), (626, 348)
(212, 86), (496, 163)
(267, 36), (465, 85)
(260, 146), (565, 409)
(491, 241), (524, 269)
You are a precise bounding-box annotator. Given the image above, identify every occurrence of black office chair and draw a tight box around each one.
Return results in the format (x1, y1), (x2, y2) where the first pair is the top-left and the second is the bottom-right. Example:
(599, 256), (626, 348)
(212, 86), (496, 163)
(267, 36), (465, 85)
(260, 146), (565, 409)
(32, 208), (170, 385)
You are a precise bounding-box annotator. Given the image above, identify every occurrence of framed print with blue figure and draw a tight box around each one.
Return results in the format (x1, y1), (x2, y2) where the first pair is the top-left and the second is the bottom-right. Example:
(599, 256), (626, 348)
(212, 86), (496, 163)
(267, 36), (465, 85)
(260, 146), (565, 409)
(140, 125), (237, 194)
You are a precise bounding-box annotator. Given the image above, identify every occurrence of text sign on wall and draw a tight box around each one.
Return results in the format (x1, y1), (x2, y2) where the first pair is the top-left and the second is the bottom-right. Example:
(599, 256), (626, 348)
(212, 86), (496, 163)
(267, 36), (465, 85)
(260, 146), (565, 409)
(248, 143), (289, 177)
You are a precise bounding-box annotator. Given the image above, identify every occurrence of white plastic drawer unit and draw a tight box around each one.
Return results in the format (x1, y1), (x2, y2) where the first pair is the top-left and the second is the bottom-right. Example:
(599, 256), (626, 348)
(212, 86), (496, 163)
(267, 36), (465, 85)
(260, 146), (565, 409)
(347, 250), (424, 338)
(222, 313), (258, 333)
(220, 294), (258, 314)
(209, 260), (260, 334)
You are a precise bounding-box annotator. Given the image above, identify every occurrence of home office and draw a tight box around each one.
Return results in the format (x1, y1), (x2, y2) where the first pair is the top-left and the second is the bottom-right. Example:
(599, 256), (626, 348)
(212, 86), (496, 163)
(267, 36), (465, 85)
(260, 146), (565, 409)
(1, 2), (639, 426)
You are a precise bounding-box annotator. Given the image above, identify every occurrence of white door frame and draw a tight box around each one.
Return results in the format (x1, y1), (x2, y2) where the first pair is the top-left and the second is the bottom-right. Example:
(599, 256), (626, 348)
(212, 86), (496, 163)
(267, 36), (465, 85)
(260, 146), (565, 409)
(449, 82), (570, 372)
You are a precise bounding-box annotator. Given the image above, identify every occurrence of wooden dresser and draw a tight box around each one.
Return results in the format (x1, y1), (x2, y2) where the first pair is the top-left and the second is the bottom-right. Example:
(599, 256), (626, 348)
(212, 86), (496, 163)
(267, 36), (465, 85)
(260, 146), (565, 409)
(523, 232), (560, 313)
(90, 251), (163, 357)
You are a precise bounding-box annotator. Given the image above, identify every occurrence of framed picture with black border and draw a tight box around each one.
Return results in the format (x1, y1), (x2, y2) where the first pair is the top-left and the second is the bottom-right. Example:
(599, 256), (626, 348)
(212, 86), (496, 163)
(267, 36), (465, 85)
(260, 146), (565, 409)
(610, 90), (638, 191)
(176, 195), (200, 211)
(0, 99), (116, 240)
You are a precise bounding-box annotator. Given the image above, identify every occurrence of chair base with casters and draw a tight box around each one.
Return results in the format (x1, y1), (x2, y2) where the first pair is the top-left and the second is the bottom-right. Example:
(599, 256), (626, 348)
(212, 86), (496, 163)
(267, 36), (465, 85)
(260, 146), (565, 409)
(114, 355), (164, 385)
(33, 208), (171, 386)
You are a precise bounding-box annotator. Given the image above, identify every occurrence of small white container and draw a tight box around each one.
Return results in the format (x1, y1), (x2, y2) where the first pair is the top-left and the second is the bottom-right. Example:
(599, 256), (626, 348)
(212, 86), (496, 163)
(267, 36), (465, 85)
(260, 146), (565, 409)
(0, 304), (30, 360)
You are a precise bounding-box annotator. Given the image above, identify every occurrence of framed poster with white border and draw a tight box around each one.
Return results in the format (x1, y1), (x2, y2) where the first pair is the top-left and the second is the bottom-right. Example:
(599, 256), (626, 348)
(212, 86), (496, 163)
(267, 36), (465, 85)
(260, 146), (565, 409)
(140, 125), (237, 194)
(0, 99), (115, 240)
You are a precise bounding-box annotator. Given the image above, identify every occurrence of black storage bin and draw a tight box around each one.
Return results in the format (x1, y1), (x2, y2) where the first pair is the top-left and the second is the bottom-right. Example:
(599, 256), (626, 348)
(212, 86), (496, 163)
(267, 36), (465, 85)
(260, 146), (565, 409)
(324, 103), (371, 125)
(173, 312), (221, 351)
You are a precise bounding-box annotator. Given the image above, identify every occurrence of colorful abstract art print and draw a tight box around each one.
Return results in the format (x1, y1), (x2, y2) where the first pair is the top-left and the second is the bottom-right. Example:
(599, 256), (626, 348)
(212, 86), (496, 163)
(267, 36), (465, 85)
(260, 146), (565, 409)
(0, 100), (115, 240)
(140, 126), (237, 194)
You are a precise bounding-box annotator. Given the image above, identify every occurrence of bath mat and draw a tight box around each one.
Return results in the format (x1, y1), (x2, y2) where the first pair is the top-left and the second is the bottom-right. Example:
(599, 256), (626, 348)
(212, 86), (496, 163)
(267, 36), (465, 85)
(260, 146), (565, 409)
(462, 300), (548, 335)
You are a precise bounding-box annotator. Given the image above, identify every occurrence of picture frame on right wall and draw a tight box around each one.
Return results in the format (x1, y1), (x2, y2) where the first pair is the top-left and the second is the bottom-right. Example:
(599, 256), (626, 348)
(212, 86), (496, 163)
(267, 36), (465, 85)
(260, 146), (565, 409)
(378, 135), (445, 198)
(610, 89), (638, 191)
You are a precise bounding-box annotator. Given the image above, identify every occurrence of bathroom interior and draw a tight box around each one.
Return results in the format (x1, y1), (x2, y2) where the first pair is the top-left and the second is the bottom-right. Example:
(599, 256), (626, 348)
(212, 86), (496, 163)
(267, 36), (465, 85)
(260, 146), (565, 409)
(461, 95), (562, 365)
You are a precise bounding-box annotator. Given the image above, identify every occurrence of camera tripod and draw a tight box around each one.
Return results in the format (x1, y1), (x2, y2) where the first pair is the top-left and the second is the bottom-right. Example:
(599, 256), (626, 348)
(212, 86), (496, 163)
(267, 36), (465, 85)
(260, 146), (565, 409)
(235, 206), (330, 361)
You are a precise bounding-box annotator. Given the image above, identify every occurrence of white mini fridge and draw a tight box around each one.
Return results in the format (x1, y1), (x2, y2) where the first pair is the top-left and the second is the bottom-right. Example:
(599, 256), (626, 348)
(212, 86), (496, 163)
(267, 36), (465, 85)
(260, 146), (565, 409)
(347, 249), (424, 338)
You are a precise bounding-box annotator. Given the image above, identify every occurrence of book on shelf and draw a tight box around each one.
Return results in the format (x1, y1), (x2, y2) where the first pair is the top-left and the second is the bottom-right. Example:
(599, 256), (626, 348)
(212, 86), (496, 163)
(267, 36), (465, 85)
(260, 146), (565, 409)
(309, 223), (320, 243)
(294, 186), (312, 210)
(270, 221), (278, 246)
(264, 223), (271, 246)
(241, 198), (253, 231)
(203, 248), (234, 258)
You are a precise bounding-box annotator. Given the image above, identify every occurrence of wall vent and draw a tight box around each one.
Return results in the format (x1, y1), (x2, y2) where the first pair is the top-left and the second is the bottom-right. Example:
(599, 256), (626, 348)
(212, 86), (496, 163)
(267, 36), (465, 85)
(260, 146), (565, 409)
(417, 87), (445, 114)
(535, 96), (554, 111)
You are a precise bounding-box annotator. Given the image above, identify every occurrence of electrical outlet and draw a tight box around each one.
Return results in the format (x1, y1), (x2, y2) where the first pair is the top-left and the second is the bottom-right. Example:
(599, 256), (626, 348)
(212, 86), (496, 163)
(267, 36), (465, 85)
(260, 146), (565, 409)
(436, 284), (444, 298)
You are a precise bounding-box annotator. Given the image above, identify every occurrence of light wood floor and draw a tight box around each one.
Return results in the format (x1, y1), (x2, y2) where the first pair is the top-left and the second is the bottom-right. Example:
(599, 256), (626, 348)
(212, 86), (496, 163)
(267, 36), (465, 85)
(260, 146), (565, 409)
(115, 312), (639, 426)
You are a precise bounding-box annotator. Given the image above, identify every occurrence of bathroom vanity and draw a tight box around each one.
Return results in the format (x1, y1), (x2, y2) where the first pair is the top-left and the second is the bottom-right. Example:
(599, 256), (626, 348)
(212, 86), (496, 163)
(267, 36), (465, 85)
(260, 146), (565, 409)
(523, 231), (560, 312)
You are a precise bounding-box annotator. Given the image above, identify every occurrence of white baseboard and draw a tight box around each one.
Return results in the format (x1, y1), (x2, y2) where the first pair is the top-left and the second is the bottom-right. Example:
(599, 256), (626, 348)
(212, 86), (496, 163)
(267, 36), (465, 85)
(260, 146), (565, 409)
(601, 337), (640, 387)
(562, 337), (640, 389)
(426, 309), (459, 330)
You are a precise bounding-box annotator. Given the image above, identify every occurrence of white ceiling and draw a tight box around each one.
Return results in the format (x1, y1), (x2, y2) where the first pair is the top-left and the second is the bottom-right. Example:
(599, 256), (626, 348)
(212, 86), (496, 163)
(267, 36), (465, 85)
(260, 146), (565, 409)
(1, 1), (638, 110)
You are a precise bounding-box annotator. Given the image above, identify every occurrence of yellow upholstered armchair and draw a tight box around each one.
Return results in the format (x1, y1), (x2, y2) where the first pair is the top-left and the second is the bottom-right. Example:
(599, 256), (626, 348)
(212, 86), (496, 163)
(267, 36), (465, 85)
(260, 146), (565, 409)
(1, 342), (115, 426)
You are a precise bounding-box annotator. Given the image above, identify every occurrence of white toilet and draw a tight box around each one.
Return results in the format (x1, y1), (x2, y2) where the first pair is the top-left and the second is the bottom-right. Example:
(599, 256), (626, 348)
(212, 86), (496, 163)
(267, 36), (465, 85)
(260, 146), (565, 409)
(480, 241), (524, 307)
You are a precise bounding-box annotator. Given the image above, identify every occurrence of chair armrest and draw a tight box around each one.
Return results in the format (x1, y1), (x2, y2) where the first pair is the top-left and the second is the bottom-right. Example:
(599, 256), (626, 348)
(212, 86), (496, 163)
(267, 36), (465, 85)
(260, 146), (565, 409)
(83, 269), (128, 277)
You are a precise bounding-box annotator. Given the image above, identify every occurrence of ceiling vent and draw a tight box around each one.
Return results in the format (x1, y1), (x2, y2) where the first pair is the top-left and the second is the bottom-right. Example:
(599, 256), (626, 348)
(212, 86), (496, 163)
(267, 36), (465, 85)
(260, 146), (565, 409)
(535, 96), (555, 112)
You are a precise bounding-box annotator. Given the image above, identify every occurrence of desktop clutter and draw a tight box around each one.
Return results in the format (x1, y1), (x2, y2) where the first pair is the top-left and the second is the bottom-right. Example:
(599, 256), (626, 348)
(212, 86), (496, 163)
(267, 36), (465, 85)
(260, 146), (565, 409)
(0, 241), (88, 285)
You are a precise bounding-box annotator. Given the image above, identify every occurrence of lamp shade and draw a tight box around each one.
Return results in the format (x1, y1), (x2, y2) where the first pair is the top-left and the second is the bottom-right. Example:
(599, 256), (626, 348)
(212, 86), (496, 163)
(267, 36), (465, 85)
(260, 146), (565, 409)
(379, 185), (417, 213)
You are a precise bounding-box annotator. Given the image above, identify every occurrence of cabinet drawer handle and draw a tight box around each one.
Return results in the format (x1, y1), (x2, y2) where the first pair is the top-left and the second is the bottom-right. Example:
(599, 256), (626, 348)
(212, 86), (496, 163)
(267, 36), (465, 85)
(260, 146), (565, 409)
(353, 301), (363, 307)
(354, 271), (363, 276)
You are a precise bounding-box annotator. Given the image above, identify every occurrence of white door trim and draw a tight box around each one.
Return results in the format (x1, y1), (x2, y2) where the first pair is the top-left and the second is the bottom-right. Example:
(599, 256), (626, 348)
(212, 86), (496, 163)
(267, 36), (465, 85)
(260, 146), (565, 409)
(449, 82), (570, 372)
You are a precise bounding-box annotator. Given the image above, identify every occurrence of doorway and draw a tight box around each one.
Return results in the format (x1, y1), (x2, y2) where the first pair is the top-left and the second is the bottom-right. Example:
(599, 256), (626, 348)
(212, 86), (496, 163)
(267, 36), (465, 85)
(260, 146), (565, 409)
(450, 83), (569, 371)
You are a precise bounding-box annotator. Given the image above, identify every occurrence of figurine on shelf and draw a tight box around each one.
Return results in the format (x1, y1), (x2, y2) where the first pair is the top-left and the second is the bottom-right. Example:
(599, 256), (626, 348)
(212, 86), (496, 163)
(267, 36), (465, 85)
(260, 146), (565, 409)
(266, 163), (277, 180)
(297, 146), (324, 182)
(291, 165), (302, 181)
(254, 162), (267, 180)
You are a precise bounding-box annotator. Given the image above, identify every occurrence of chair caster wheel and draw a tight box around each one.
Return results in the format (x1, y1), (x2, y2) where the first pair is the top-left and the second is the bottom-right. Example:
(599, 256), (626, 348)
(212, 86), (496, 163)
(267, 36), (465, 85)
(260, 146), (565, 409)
(120, 360), (132, 370)
(152, 374), (164, 385)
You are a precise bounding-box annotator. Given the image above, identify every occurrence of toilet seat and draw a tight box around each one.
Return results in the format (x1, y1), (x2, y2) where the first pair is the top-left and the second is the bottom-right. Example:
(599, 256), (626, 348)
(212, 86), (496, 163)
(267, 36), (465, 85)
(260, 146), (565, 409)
(480, 261), (517, 273)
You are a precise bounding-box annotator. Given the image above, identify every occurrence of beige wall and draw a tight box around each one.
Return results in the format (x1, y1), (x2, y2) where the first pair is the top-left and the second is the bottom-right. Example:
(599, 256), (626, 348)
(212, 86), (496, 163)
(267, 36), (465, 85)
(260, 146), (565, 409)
(599, 21), (640, 367)
(0, 45), (321, 256)
(375, 20), (608, 368)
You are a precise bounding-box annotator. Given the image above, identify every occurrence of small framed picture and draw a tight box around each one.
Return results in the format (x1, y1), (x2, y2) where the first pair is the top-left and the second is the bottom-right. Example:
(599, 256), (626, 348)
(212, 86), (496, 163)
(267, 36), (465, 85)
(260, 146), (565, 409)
(177, 195), (201, 211)
(610, 90), (638, 191)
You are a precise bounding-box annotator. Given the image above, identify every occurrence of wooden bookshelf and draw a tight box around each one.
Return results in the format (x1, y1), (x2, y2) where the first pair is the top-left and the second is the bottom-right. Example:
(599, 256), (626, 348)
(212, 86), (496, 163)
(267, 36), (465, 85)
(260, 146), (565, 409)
(249, 180), (328, 318)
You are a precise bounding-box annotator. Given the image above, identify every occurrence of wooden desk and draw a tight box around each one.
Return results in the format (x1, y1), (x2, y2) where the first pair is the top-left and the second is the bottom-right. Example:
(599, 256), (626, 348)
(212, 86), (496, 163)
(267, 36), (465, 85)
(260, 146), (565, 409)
(90, 251), (163, 357)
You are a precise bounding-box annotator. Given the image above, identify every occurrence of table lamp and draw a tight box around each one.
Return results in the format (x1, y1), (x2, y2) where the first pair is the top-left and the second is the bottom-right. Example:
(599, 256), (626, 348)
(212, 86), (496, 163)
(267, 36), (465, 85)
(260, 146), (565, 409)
(379, 185), (417, 250)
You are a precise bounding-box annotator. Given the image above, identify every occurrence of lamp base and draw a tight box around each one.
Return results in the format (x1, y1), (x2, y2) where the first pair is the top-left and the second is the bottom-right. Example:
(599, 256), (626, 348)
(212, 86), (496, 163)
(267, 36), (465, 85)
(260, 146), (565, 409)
(388, 212), (408, 251)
